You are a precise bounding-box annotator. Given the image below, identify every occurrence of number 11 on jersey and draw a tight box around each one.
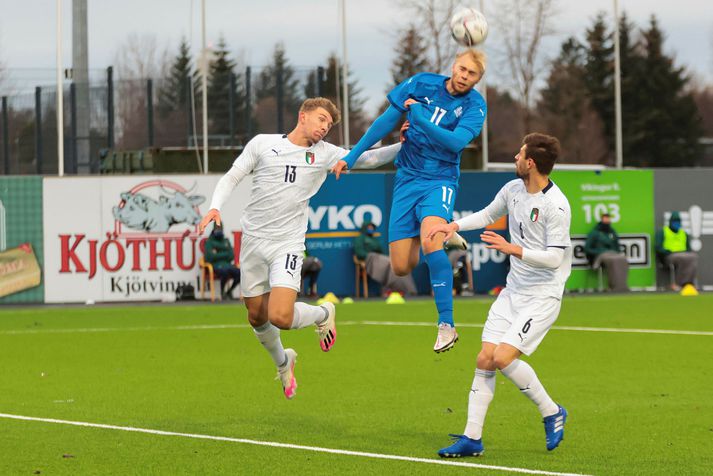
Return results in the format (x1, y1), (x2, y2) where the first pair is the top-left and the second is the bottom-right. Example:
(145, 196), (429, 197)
(430, 107), (447, 125)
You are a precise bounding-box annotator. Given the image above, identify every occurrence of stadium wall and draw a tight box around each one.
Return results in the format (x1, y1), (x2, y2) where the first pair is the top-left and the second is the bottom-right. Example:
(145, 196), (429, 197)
(42, 176), (251, 303)
(1, 169), (708, 303)
(0, 177), (44, 303)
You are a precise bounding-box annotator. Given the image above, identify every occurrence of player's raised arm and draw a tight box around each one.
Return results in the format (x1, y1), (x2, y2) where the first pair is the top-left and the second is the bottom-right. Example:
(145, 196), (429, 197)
(427, 185), (509, 242)
(351, 143), (401, 169)
(406, 99), (486, 157)
(331, 105), (403, 179)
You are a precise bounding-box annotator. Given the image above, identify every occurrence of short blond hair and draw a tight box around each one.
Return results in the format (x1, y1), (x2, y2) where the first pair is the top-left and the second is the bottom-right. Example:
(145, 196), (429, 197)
(456, 49), (487, 76)
(300, 97), (341, 125)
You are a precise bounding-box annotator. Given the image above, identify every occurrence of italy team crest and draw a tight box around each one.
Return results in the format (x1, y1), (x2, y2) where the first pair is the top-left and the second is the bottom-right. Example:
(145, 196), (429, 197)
(305, 151), (315, 164)
(530, 208), (540, 222)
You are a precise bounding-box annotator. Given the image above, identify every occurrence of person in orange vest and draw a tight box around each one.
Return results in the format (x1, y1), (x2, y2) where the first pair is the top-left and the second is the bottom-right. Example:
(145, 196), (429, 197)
(655, 211), (698, 290)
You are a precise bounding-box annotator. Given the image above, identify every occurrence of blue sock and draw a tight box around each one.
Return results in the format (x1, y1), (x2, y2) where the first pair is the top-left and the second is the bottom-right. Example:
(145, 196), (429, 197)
(424, 249), (454, 326)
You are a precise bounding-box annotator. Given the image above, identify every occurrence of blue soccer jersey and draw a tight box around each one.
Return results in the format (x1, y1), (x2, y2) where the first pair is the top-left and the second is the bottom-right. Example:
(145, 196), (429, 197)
(387, 72), (487, 181)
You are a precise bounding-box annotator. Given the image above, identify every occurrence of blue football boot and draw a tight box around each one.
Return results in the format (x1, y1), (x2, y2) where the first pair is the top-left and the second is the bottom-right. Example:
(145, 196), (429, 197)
(543, 405), (568, 451)
(437, 434), (484, 458)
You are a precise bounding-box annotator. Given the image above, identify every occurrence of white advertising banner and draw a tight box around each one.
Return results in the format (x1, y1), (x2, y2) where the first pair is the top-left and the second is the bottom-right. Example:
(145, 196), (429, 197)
(43, 175), (251, 303)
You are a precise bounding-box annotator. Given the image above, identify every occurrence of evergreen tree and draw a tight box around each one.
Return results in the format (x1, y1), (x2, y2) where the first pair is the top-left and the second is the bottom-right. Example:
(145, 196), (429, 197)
(583, 13), (616, 163)
(157, 38), (194, 116)
(627, 16), (702, 166)
(539, 38), (606, 163)
(254, 43), (302, 132)
(206, 35), (245, 139)
(372, 25), (431, 145)
(389, 25), (430, 86)
(304, 53), (368, 144)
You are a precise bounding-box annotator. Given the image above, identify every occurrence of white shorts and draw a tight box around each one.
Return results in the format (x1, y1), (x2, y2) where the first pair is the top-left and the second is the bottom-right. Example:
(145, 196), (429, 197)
(481, 288), (562, 356)
(239, 234), (305, 298)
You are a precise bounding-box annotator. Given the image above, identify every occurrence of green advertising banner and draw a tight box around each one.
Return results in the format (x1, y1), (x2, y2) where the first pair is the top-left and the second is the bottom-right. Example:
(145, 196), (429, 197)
(0, 177), (44, 303)
(551, 170), (655, 290)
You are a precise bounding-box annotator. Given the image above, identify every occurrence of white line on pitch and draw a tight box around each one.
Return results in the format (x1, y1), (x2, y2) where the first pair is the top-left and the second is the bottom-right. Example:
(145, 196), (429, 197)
(0, 413), (589, 476)
(349, 321), (713, 337)
(1, 321), (712, 337)
(0, 324), (250, 335)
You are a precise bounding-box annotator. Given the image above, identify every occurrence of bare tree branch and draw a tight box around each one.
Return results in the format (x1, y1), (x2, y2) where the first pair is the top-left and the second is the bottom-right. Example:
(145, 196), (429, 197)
(397, 0), (459, 73)
(113, 33), (169, 80)
(491, 0), (559, 130)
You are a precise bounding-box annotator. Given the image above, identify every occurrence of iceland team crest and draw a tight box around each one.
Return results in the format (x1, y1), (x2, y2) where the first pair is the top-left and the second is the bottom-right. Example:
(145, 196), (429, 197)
(305, 151), (315, 165)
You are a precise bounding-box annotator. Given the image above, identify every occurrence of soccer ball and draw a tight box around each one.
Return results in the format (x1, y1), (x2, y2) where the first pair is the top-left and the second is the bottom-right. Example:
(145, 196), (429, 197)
(450, 7), (488, 47)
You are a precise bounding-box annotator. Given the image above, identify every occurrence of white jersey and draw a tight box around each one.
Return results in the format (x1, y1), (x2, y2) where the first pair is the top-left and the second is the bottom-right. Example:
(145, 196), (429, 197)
(483, 179), (572, 298)
(209, 134), (399, 242)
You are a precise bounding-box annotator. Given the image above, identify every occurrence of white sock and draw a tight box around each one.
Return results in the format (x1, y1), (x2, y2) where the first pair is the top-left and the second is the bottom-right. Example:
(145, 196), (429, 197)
(290, 302), (328, 329)
(500, 359), (559, 417)
(253, 322), (287, 368)
(464, 369), (496, 440)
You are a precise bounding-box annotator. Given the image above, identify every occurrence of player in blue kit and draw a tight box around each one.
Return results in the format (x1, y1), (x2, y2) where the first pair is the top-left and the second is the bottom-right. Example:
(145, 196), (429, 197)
(332, 49), (487, 352)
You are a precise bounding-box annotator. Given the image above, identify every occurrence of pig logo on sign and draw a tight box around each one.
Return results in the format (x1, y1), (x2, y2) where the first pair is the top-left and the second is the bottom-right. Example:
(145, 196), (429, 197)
(112, 181), (205, 233)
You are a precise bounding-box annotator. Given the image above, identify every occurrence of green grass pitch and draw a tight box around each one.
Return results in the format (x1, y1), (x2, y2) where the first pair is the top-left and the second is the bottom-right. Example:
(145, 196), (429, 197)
(1, 294), (712, 475)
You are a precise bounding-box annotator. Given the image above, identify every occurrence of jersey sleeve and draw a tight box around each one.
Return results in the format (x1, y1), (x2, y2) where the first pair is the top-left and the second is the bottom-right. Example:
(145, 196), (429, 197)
(455, 183), (510, 231)
(208, 137), (262, 211)
(322, 142), (349, 169)
(484, 183), (510, 219)
(457, 94), (487, 137)
(232, 135), (262, 174)
(545, 203), (572, 248)
(386, 74), (421, 113)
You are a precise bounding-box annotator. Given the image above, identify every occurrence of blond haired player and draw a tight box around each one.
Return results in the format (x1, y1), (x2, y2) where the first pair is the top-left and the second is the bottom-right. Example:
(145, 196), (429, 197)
(333, 50), (487, 353)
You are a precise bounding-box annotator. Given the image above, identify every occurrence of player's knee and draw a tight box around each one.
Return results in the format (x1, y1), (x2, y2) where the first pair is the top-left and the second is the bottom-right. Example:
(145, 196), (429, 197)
(476, 350), (495, 370)
(493, 349), (517, 370)
(246, 310), (264, 328)
(391, 261), (412, 276)
(269, 308), (293, 330)
(391, 257), (412, 276)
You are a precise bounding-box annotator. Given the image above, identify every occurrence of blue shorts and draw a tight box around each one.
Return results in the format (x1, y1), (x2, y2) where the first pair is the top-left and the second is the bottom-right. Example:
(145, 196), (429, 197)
(388, 173), (458, 243)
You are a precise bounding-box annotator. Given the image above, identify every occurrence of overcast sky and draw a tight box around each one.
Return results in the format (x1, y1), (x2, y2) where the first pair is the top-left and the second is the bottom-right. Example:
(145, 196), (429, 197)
(1, 0), (711, 115)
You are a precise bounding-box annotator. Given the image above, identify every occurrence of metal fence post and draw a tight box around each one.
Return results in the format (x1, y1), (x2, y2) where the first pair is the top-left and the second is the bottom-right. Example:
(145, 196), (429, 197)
(186, 75), (193, 147)
(70, 83), (78, 174)
(35, 87), (43, 174)
(229, 73), (236, 147)
(147, 79), (154, 147)
(245, 66), (252, 139)
(2, 97), (9, 175)
(107, 66), (114, 149)
(317, 66), (325, 97)
(276, 64), (284, 132)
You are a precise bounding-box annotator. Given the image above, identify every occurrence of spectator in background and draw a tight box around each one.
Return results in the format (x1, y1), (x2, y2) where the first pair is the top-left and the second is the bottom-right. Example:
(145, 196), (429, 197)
(584, 213), (629, 292)
(655, 211), (698, 290)
(354, 221), (417, 296)
(204, 225), (241, 300)
(301, 251), (322, 298)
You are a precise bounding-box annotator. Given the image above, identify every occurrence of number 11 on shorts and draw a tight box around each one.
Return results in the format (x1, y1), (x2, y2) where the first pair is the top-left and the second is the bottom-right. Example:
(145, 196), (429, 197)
(441, 186), (454, 211)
